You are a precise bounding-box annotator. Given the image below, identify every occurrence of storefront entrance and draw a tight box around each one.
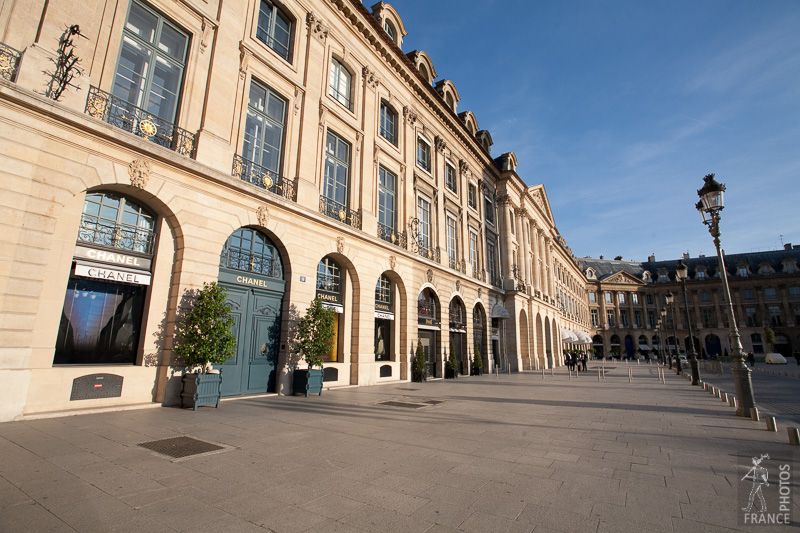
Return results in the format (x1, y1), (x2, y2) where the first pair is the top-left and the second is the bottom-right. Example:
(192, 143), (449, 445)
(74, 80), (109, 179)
(418, 329), (438, 378)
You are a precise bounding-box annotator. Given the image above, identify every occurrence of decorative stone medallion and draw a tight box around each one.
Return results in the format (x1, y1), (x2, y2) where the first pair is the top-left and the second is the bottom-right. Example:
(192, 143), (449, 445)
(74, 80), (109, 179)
(256, 205), (269, 226)
(389, 255), (396, 270)
(128, 158), (151, 189)
(337, 236), (344, 254)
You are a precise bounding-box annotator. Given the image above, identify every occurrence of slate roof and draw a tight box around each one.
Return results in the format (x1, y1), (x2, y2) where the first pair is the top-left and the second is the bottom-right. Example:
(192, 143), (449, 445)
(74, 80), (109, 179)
(577, 248), (800, 284)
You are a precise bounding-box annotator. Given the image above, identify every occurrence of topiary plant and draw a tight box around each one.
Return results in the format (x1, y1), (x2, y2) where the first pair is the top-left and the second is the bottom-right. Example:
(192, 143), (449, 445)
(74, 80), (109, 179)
(447, 344), (459, 377)
(473, 344), (483, 374)
(296, 297), (336, 369)
(413, 341), (427, 382)
(173, 282), (236, 373)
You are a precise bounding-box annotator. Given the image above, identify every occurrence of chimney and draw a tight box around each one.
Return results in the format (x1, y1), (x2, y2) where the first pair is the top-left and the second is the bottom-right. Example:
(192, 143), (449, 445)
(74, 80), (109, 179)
(648, 254), (655, 262)
(785, 243), (792, 250)
(683, 252), (690, 260)
(599, 255), (604, 260)
(614, 255), (622, 260)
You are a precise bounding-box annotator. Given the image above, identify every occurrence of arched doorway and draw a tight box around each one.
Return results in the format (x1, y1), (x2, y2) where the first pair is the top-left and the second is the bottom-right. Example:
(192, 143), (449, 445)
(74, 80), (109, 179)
(610, 335), (621, 359)
(684, 336), (701, 357)
(592, 335), (604, 359)
(519, 309), (530, 370)
(54, 191), (157, 366)
(638, 335), (649, 359)
(418, 287), (440, 378)
(704, 334), (721, 358)
(775, 334), (791, 358)
(218, 227), (286, 395)
(473, 303), (487, 373)
(449, 297), (467, 375)
(536, 314), (545, 368)
(624, 335), (634, 360)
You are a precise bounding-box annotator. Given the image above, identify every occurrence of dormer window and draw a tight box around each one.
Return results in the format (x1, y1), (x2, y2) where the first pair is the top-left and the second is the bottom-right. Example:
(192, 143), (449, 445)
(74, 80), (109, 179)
(696, 269), (706, 280)
(658, 272), (667, 283)
(418, 63), (429, 82)
(384, 19), (396, 42)
(738, 265), (748, 277)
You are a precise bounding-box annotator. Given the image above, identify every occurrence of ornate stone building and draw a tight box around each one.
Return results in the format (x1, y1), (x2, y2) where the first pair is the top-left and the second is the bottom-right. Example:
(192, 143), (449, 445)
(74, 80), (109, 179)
(0, 0), (588, 421)
(579, 247), (800, 360)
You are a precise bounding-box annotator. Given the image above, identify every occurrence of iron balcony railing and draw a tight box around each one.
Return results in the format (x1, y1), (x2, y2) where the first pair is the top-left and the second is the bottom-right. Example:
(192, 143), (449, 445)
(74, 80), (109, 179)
(408, 217), (440, 263)
(85, 86), (197, 157)
(0, 42), (22, 82)
(415, 240), (440, 263)
(377, 222), (407, 249)
(220, 248), (282, 279)
(472, 266), (485, 282)
(232, 155), (297, 201)
(319, 196), (361, 229)
(449, 257), (466, 274)
(77, 214), (155, 255)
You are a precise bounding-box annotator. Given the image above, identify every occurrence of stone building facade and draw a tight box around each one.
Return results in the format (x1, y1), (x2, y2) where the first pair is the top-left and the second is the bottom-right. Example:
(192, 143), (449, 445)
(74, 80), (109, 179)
(0, 0), (588, 421)
(579, 247), (800, 360)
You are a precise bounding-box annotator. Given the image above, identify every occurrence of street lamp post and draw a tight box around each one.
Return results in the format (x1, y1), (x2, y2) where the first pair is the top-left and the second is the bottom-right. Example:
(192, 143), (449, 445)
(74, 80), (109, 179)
(676, 259), (700, 385)
(696, 173), (755, 416)
(665, 291), (680, 373)
(661, 308), (670, 368)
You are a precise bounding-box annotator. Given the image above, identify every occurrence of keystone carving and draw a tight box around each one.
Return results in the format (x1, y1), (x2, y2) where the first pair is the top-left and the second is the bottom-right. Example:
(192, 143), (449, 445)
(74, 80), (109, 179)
(256, 205), (269, 226)
(128, 158), (152, 189)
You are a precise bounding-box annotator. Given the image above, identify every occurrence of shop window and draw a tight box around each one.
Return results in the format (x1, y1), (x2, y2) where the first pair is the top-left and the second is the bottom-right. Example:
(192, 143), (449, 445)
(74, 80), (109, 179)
(316, 257), (343, 362)
(374, 274), (392, 361)
(79, 192), (156, 254)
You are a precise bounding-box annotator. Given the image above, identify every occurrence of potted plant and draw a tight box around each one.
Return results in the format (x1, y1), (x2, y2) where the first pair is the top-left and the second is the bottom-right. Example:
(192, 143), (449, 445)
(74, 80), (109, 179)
(472, 345), (483, 376)
(412, 342), (426, 382)
(446, 344), (459, 379)
(293, 297), (335, 396)
(173, 282), (236, 410)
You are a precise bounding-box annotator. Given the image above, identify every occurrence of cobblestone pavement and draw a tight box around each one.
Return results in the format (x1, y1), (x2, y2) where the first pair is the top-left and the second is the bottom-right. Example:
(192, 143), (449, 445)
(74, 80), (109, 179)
(0, 364), (797, 533)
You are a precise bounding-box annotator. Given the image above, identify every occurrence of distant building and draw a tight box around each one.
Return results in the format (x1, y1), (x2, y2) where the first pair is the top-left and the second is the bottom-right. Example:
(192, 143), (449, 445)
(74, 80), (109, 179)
(579, 246), (800, 360)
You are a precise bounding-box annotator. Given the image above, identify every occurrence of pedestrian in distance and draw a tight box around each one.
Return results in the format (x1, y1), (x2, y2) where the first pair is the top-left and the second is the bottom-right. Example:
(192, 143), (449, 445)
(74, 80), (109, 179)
(581, 352), (587, 371)
(748, 352), (755, 367)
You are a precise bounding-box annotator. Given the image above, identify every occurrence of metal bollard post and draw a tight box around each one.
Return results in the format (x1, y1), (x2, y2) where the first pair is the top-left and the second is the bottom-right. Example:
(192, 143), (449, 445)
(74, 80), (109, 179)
(765, 417), (777, 432)
(729, 396), (737, 408)
(568, 370), (571, 380)
(721, 393), (728, 403)
(542, 368), (545, 379)
(750, 407), (760, 421)
(598, 368), (601, 381)
(788, 427), (800, 446)
(551, 368), (554, 377)
(628, 368), (632, 383)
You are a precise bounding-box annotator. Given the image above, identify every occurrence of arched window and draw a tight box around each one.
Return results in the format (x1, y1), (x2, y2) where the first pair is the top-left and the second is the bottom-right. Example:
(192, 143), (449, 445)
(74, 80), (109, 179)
(221, 228), (283, 278)
(317, 257), (343, 361)
(418, 289), (437, 321)
(316, 257), (340, 294)
(384, 19), (396, 42)
(329, 59), (352, 110)
(418, 63), (429, 83)
(79, 192), (156, 254)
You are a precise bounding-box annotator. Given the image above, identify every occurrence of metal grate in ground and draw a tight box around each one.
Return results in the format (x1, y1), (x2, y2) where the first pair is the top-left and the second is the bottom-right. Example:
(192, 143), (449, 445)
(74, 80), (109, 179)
(378, 401), (427, 409)
(138, 436), (225, 459)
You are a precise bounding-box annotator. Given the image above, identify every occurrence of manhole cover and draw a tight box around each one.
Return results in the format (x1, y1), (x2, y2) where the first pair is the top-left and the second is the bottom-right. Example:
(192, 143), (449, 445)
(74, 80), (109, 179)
(379, 401), (426, 409)
(139, 436), (224, 459)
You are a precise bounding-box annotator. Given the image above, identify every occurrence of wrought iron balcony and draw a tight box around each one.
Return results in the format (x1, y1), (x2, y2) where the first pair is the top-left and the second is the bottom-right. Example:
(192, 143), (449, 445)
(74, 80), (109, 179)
(491, 275), (502, 288)
(85, 86), (197, 157)
(377, 222), (407, 249)
(0, 42), (21, 82)
(220, 248), (282, 279)
(414, 240), (440, 263)
(449, 257), (466, 274)
(232, 155), (297, 201)
(319, 196), (361, 229)
(472, 267), (486, 282)
(408, 218), (440, 263)
(77, 214), (155, 255)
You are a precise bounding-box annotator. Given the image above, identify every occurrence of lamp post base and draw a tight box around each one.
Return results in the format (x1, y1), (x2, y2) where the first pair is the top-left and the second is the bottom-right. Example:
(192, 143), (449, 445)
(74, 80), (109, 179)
(690, 358), (700, 386)
(731, 360), (756, 417)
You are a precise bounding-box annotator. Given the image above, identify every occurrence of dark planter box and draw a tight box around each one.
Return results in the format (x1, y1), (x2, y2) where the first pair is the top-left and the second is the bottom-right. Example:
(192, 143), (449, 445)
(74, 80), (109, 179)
(293, 368), (323, 397)
(445, 367), (458, 379)
(471, 366), (482, 376)
(181, 371), (222, 410)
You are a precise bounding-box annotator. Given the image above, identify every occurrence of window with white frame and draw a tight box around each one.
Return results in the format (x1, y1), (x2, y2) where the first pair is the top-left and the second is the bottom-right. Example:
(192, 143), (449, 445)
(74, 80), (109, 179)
(379, 101), (397, 145)
(323, 131), (350, 208)
(631, 293), (639, 305)
(416, 195), (431, 251)
(589, 292), (596, 303)
(329, 59), (352, 110)
(468, 183), (477, 209)
(242, 81), (286, 175)
(256, 0), (292, 61)
(377, 166), (396, 239)
(446, 215), (458, 267)
(445, 161), (457, 193)
(604, 292), (612, 304)
(484, 194), (494, 225)
(469, 230), (479, 274)
(417, 136), (431, 172)
(618, 293), (626, 305)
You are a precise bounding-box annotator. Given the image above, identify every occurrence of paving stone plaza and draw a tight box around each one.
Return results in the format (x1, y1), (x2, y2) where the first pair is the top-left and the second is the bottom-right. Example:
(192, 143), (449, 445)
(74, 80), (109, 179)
(1, 365), (796, 532)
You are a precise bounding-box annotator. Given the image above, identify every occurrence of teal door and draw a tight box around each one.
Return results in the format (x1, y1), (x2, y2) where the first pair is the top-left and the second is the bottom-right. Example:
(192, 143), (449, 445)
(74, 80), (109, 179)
(217, 284), (283, 395)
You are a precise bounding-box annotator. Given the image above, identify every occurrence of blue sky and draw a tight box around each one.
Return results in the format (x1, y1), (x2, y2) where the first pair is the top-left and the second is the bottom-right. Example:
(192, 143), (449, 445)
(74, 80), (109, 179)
(389, 0), (800, 262)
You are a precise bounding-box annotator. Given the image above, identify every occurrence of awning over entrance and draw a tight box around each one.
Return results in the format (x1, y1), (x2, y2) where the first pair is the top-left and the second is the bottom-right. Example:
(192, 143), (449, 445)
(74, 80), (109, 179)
(639, 344), (650, 351)
(491, 304), (510, 319)
(574, 331), (592, 344)
(561, 329), (578, 342)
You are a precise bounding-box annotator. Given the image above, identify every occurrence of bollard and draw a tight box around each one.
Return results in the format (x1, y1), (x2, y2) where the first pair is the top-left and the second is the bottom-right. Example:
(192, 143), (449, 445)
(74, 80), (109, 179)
(788, 428), (800, 446)
(765, 417), (777, 432)
(750, 407), (760, 421)
(551, 368), (554, 377)
(628, 368), (632, 383)
(598, 368), (601, 381)
(715, 389), (721, 398)
(542, 369), (545, 379)
(721, 393), (728, 403)
(729, 396), (737, 408)
(568, 370), (571, 380)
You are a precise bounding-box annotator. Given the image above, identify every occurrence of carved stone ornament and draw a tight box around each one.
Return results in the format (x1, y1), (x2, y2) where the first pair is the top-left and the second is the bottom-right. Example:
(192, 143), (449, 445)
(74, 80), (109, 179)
(456, 280), (461, 292)
(306, 12), (329, 41)
(426, 268), (433, 283)
(403, 106), (417, 125)
(319, 101), (327, 129)
(362, 66), (380, 89)
(200, 18), (214, 54)
(478, 288), (482, 299)
(434, 135), (446, 153)
(238, 42), (252, 80)
(336, 236), (345, 254)
(256, 205), (269, 226)
(128, 158), (152, 189)
(389, 255), (396, 270)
